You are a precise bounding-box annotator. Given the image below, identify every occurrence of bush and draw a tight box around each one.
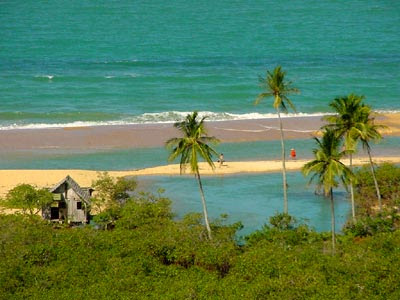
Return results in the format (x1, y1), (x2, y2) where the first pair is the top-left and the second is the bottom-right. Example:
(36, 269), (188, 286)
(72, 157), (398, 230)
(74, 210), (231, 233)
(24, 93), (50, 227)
(1, 213), (400, 299)
(3, 184), (53, 215)
(343, 210), (400, 237)
(116, 191), (173, 230)
(355, 163), (400, 215)
(245, 213), (320, 247)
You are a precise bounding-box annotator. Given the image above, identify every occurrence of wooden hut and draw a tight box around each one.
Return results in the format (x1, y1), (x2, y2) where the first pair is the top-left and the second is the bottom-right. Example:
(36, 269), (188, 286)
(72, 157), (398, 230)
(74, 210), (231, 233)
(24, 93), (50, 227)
(43, 175), (93, 224)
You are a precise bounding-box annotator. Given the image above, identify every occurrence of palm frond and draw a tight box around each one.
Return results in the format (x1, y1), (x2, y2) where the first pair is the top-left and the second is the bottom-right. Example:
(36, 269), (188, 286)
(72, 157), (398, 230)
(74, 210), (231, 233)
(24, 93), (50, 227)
(165, 111), (219, 174)
(302, 129), (353, 197)
(255, 66), (299, 113)
(254, 92), (273, 105)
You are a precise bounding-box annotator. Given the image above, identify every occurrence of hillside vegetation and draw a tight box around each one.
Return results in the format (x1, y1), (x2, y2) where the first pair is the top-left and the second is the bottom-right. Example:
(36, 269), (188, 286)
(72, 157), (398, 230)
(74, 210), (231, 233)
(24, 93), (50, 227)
(1, 164), (399, 299)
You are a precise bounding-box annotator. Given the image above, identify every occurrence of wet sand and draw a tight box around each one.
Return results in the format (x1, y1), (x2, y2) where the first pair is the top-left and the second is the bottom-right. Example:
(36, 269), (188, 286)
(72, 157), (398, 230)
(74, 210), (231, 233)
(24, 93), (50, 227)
(0, 113), (398, 197)
(1, 156), (400, 197)
(0, 116), (322, 151)
(0, 113), (398, 151)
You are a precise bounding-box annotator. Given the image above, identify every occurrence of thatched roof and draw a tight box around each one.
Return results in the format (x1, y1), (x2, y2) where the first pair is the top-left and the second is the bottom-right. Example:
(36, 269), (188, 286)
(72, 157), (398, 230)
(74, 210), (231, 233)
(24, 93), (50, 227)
(50, 175), (91, 204)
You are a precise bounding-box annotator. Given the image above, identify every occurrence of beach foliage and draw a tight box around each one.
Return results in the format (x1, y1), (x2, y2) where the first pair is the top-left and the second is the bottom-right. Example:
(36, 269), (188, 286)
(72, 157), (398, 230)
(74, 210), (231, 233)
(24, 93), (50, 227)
(166, 111), (219, 239)
(255, 66), (299, 214)
(245, 213), (322, 248)
(343, 211), (400, 237)
(302, 129), (354, 253)
(354, 163), (400, 215)
(324, 94), (386, 216)
(91, 172), (137, 211)
(90, 172), (138, 229)
(90, 173), (174, 231)
(1, 166), (400, 298)
(324, 94), (368, 221)
(2, 184), (53, 215)
(356, 113), (387, 211)
(1, 209), (400, 299)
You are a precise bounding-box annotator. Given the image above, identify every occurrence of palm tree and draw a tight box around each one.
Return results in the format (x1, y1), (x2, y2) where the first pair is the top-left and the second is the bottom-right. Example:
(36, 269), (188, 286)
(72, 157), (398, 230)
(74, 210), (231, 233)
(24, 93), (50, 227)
(324, 94), (369, 222)
(255, 66), (299, 214)
(358, 113), (386, 212)
(302, 129), (354, 254)
(166, 112), (219, 239)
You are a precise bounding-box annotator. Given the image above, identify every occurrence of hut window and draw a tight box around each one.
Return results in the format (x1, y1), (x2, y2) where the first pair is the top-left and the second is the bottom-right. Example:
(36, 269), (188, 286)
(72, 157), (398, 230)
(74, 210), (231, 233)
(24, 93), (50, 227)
(77, 202), (82, 210)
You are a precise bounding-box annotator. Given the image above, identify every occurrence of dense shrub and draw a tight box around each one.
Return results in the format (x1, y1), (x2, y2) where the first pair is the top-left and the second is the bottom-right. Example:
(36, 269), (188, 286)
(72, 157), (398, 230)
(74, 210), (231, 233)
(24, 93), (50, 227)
(246, 213), (322, 247)
(2, 170), (400, 299)
(355, 163), (400, 215)
(1, 212), (400, 299)
(343, 210), (400, 237)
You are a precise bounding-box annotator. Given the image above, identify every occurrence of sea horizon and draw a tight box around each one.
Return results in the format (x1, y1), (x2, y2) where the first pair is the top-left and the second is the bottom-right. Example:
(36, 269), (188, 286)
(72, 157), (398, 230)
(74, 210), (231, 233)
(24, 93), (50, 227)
(1, 1), (399, 130)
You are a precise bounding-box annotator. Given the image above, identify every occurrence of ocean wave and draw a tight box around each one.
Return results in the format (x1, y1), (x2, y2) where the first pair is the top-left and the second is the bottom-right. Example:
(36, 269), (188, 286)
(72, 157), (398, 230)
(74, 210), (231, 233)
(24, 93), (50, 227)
(375, 109), (400, 114)
(0, 111), (332, 130)
(35, 75), (55, 80)
(4, 109), (398, 131)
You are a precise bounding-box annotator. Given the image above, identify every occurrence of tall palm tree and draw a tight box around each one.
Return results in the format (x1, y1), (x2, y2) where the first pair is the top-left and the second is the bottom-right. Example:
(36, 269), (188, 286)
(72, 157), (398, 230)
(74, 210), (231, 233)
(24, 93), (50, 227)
(358, 113), (386, 212)
(302, 129), (354, 254)
(166, 112), (219, 240)
(255, 66), (299, 214)
(324, 94), (369, 222)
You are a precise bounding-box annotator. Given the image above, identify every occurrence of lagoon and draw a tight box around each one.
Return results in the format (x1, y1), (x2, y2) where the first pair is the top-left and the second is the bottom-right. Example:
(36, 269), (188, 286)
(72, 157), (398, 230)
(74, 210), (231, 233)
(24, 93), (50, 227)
(140, 172), (350, 236)
(1, 136), (396, 234)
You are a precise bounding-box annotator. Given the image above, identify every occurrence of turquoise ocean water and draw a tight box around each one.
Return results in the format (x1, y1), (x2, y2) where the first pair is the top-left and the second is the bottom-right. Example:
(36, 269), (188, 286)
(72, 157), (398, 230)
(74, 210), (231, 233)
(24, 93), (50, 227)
(0, 0), (399, 129)
(1, 1), (399, 231)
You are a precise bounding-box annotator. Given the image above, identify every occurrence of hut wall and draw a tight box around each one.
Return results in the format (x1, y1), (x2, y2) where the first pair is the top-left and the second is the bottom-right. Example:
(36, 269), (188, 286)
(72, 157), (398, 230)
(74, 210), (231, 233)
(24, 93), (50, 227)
(66, 187), (86, 223)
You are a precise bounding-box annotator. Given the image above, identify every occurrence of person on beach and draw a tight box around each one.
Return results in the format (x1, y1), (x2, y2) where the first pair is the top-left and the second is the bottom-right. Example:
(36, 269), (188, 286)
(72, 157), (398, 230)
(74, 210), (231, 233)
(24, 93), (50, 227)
(217, 153), (225, 167)
(290, 148), (296, 159)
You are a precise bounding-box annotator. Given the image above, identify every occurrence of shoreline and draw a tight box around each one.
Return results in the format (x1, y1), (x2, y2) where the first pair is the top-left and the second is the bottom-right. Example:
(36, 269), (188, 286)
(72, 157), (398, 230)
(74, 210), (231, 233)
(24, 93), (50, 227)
(0, 113), (398, 151)
(1, 156), (400, 197)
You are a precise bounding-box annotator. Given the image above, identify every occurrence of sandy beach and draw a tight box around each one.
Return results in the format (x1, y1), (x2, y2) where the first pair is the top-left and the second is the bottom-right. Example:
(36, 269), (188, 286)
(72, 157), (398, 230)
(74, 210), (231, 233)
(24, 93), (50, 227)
(0, 113), (398, 197)
(0, 113), (398, 151)
(1, 156), (400, 197)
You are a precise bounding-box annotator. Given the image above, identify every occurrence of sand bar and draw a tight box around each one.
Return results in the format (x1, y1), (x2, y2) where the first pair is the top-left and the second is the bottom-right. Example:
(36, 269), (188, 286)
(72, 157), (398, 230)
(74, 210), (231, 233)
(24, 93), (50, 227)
(1, 156), (400, 197)
(0, 113), (398, 151)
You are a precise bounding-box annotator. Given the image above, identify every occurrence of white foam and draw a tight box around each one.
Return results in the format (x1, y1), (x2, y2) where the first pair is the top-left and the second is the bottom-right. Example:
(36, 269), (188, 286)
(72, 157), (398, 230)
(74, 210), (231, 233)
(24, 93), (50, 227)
(375, 110), (400, 114)
(0, 111), (331, 131)
(35, 75), (54, 80)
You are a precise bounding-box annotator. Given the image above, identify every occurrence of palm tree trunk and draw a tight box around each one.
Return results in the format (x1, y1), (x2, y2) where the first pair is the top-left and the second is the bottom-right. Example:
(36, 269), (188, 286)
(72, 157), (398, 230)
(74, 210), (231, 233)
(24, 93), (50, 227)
(367, 147), (382, 212)
(277, 109), (288, 214)
(196, 171), (212, 240)
(349, 154), (356, 222)
(330, 188), (336, 255)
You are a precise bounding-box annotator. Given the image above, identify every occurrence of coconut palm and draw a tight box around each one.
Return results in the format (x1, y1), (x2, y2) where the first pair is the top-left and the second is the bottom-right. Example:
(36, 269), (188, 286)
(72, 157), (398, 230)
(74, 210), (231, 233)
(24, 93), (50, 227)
(255, 66), (299, 214)
(166, 112), (219, 239)
(358, 114), (386, 212)
(302, 129), (354, 254)
(324, 94), (369, 222)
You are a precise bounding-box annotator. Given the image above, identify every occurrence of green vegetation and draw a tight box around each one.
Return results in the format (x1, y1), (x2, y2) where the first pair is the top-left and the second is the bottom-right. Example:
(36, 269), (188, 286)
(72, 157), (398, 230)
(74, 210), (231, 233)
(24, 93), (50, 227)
(166, 111), (219, 239)
(1, 74), (398, 298)
(354, 163), (400, 217)
(324, 94), (385, 218)
(306, 93), (389, 249)
(356, 111), (387, 211)
(302, 129), (354, 253)
(91, 172), (138, 229)
(343, 163), (400, 238)
(1, 211), (399, 299)
(255, 66), (299, 214)
(3, 184), (53, 215)
(324, 94), (367, 221)
(1, 165), (400, 299)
